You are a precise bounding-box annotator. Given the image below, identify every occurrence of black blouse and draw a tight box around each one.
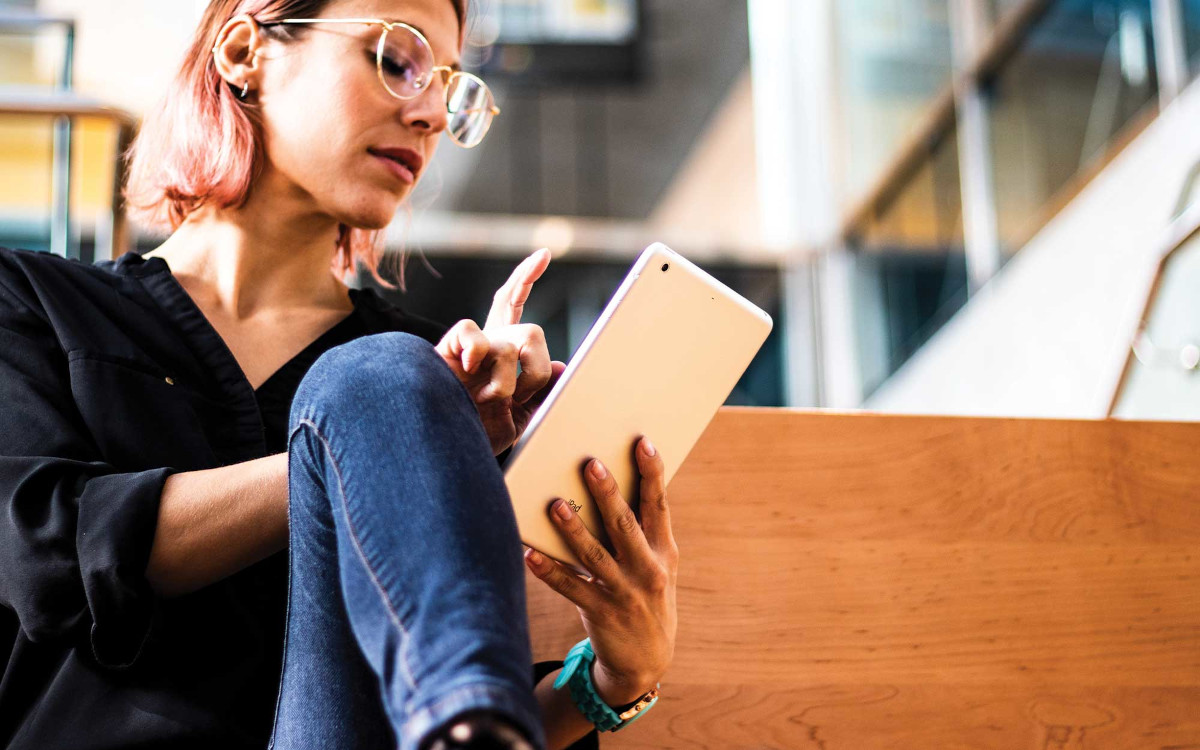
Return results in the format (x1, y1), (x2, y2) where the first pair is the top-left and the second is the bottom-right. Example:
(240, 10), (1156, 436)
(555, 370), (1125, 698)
(0, 248), (592, 750)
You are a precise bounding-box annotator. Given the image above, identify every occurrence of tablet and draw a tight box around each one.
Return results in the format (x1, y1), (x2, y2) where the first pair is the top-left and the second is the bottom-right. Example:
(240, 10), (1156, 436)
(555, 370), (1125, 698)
(503, 243), (773, 570)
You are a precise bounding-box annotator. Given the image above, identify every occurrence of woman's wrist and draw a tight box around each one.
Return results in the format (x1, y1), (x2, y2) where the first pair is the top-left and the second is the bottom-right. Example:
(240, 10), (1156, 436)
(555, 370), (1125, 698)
(590, 659), (655, 708)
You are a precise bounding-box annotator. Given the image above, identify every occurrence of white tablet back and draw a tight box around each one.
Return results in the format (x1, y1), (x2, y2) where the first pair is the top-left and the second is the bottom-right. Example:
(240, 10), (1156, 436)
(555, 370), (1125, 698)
(503, 243), (773, 569)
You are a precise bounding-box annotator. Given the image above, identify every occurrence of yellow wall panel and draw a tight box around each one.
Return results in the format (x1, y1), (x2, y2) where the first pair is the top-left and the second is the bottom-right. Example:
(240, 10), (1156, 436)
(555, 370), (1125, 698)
(0, 116), (122, 215)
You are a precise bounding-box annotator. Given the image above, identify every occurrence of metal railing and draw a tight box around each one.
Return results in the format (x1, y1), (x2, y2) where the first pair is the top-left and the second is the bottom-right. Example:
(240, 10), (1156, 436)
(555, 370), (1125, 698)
(0, 90), (138, 260)
(1106, 189), (1200, 417)
(0, 91), (138, 260)
(820, 0), (1195, 408)
(1, 11), (80, 258)
(840, 0), (1055, 247)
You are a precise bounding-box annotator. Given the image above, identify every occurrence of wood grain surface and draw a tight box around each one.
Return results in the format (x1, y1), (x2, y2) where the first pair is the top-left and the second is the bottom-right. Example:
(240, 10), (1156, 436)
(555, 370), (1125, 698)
(524, 408), (1200, 749)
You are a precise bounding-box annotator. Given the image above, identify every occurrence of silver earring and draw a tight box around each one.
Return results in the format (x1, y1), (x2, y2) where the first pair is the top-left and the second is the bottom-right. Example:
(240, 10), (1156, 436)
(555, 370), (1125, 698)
(239, 81), (250, 99)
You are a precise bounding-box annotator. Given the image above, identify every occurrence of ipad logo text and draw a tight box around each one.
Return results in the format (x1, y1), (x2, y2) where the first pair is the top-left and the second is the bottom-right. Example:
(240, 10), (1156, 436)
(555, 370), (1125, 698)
(566, 499), (583, 513)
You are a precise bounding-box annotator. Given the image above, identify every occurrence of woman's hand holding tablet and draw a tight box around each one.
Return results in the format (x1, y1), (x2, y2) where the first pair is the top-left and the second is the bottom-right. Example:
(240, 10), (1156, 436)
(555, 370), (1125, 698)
(523, 437), (679, 708)
(511, 243), (769, 729)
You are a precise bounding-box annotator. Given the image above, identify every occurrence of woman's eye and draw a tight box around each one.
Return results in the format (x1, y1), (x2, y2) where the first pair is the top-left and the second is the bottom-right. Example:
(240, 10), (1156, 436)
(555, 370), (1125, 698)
(380, 54), (414, 80)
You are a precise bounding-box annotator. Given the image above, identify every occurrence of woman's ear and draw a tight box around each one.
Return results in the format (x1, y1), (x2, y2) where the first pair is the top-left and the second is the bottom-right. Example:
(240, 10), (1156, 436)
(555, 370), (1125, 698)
(212, 14), (263, 96)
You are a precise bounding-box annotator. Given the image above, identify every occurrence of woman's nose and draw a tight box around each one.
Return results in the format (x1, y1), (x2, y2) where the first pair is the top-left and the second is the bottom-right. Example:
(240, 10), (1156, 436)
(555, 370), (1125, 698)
(402, 78), (449, 135)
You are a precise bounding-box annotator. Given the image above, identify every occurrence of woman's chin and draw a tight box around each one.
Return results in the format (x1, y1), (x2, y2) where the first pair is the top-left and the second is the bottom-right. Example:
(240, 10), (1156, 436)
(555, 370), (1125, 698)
(336, 200), (404, 232)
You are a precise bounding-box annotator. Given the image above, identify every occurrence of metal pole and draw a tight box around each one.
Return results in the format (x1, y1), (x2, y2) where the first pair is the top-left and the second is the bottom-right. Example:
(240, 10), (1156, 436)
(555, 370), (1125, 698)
(749, 0), (852, 407)
(109, 123), (136, 260)
(1152, 0), (1189, 109)
(780, 255), (822, 407)
(815, 245), (863, 407)
(49, 20), (76, 259)
(951, 0), (1002, 292)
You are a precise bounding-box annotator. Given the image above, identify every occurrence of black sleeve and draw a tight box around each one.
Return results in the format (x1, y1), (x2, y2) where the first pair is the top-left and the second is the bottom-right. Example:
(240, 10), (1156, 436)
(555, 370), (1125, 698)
(533, 661), (601, 749)
(0, 269), (173, 669)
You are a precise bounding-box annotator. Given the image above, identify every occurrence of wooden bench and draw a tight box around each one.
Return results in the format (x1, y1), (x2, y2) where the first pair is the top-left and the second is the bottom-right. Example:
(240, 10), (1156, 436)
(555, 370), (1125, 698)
(526, 408), (1200, 748)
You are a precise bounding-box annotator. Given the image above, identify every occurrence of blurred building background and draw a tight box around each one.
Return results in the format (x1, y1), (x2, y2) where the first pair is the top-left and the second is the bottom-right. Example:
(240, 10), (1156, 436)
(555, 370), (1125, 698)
(1, 0), (1197, 420)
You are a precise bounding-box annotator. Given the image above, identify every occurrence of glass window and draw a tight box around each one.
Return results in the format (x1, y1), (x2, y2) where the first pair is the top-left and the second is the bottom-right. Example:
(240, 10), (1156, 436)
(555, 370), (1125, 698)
(1180, 0), (1200, 77)
(1112, 229), (1200, 421)
(853, 126), (964, 256)
(834, 0), (955, 200)
(852, 251), (969, 397)
(847, 127), (969, 395)
(0, 30), (38, 88)
(0, 18), (80, 255)
(986, 0), (1158, 255)
(0, 21), (69, 88)
(0, 115), (124, 259)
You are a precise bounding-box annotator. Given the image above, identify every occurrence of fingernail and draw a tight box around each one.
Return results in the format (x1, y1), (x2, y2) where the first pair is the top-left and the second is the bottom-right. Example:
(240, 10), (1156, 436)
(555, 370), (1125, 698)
(642, 439), (656, 457)
(554, 499), (573, 520)
(525, 548), (544, 567)
(590, 460), (607, 480)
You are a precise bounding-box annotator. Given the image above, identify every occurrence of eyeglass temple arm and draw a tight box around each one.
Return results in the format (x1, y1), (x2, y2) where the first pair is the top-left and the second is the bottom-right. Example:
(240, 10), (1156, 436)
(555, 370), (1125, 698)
(458, 106), (502, 115)
(271, 18), (391, 26)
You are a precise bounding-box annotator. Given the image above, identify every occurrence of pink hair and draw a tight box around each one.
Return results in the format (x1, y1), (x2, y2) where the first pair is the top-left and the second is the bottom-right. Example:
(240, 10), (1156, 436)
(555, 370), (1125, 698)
(125, 0), (466, 288)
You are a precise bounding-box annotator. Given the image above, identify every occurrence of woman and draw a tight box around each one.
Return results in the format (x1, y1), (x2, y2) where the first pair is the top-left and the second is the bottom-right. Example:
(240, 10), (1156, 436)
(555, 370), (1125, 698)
(0, 0), (678, 748)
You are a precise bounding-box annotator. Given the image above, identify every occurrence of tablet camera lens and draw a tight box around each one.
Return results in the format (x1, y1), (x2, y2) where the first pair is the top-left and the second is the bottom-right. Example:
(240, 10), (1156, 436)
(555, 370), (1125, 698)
(661, 263), (670, 272)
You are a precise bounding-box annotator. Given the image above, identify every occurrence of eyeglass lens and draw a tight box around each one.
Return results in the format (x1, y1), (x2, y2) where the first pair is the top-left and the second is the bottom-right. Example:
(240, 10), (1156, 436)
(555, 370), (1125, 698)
(379, 25), (496, 146)
(377, 25), (433, 98)
(447, 74), (494, 146)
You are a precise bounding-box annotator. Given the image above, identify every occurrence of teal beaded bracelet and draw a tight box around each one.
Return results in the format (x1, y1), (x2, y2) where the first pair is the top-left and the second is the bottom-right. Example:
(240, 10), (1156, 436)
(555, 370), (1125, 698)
(552, 638), (660, 732)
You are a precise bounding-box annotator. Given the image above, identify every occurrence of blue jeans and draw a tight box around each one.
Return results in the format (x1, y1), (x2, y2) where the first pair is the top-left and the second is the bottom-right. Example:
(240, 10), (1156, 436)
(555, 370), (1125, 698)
(269, 332), (546, 750)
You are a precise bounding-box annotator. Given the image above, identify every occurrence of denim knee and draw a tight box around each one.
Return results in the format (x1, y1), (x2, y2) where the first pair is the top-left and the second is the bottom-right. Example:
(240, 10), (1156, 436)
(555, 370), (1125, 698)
(289, 332), (464, 430)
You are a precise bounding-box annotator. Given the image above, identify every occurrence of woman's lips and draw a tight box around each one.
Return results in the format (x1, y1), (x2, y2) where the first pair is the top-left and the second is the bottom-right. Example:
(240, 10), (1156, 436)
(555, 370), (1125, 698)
(370, 152), (415, 185)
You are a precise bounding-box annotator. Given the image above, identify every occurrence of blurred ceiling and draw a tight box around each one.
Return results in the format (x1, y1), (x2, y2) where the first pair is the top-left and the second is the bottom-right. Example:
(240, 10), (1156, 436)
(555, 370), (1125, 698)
(426, 0), (751, 220)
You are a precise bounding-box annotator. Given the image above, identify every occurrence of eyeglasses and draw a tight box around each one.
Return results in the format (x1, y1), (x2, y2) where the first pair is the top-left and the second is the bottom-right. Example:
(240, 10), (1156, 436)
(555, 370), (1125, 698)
(262, 18), (500, 148)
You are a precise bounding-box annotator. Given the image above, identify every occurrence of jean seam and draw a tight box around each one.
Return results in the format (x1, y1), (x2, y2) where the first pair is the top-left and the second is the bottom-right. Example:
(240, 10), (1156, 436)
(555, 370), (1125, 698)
(266, 494), (297, 750)
(412, 678), (529, 719)
(403, 682), (545, 750)
(292, 417), (420, 696)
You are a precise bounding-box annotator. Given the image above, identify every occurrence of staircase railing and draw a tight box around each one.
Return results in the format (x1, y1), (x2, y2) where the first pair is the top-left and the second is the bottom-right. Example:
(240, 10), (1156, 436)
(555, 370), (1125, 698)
(1107, 174), (1200, 419)
(0, 91), (138, 261)
(1, 11), (78, 258)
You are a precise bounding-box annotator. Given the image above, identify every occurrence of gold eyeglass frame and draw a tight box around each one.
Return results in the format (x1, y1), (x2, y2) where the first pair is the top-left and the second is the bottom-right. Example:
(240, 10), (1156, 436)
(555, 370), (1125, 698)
(266, 18), (501, 148)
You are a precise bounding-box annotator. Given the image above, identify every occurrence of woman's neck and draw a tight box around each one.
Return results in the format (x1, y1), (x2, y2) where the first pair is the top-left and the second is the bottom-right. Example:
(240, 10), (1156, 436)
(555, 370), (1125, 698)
(146, 199), (352, 322)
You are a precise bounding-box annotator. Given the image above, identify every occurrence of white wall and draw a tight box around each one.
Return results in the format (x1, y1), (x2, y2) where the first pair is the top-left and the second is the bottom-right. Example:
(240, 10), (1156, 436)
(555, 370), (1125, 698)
(35, 0), (210, 113)
(865, 76), (1200, 418)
